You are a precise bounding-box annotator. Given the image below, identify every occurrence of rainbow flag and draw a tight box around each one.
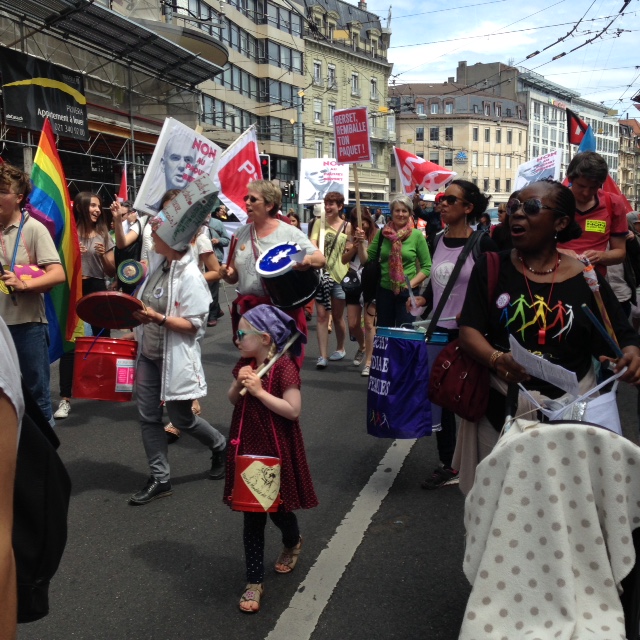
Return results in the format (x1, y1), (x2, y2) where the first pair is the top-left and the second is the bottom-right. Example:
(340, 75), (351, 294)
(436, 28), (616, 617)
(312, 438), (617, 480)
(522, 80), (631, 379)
(29, 118), (83, 362)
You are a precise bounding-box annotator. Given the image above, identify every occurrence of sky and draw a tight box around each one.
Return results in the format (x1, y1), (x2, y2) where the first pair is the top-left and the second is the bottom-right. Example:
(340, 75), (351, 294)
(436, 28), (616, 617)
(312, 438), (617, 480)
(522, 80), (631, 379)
(356, 0), (640, 119)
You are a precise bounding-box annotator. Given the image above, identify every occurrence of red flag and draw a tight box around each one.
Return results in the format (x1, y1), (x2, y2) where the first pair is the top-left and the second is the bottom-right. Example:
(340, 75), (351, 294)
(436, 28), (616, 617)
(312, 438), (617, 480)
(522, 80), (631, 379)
(393, 147), (457, 194)
(117, 163), (127, 202)
(566, 109), (589, 146)
(214, 127), (262, 224)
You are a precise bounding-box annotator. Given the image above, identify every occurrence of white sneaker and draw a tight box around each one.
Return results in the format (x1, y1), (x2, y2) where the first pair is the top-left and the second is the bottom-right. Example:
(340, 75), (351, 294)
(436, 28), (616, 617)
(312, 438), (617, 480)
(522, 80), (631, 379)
(54, 399), (71, 419)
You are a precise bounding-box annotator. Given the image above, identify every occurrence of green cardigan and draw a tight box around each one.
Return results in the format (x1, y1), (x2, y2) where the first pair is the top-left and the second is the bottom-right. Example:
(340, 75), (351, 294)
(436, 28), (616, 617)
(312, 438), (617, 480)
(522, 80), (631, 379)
(367, 229), (432, 290)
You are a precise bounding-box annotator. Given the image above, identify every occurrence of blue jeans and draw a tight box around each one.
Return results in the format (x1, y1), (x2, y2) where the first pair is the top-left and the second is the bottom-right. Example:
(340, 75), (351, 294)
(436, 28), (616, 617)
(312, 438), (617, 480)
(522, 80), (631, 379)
(136, 354), (226, 482)
(8, 322), (53, 423)
(375, 285), (417, 328)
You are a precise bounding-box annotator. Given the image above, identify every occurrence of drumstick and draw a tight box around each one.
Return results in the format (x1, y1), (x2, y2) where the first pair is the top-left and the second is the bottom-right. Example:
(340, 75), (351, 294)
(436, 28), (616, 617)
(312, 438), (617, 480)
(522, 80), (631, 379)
(226, 235), (238, 266)
(239, 332), (300, 397)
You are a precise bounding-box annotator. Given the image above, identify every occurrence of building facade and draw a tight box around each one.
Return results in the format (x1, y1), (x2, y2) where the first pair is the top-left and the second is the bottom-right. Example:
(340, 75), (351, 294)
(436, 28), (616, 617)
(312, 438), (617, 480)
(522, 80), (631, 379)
(619, 120), (640, 210)
(303, 0), (394, 207)
(455, 61), (620, 182)
(389, 82), (528, 205)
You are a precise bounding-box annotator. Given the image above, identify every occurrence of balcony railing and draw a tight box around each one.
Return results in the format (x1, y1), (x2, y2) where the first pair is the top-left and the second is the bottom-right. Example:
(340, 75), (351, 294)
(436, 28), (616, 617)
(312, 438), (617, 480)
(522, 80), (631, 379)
(351, 87), (361, 98)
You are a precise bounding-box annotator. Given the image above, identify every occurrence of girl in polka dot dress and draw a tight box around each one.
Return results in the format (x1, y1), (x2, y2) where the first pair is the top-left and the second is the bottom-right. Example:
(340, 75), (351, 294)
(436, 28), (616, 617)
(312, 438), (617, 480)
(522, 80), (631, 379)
(224, 304), (318, 613)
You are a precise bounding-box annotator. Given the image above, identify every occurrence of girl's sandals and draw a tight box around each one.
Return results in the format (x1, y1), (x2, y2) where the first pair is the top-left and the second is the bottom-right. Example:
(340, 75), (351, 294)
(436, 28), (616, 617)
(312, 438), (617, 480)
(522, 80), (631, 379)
(239, 583), (263, 613)
(275, 536), (303, 574)
(164, 423), (181, 444)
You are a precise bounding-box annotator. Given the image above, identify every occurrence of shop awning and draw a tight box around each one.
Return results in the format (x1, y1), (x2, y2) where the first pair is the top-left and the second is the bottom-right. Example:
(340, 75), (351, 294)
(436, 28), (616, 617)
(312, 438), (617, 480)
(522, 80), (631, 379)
(0, 0), (228, 89)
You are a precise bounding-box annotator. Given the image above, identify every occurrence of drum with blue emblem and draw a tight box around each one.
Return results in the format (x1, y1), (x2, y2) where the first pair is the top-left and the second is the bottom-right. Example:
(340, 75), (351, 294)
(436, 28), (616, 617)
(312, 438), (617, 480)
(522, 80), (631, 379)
(256, 242), (319, 310)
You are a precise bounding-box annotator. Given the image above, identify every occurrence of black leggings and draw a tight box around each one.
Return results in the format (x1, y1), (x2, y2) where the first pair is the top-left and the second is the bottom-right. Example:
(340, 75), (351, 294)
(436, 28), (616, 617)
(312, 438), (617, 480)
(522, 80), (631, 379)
(243, 511), (299, 583)
(59, 277), (110, 398)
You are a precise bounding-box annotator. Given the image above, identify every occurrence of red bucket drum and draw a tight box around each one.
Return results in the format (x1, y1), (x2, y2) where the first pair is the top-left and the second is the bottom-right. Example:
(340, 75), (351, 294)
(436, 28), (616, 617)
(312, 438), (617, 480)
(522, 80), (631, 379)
(231, 455), (282, 512)
(72, 337), (138, 402)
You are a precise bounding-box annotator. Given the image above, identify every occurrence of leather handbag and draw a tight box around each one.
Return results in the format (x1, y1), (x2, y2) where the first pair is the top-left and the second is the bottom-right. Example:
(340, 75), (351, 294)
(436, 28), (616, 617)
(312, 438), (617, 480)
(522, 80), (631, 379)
(361, 232), (384, 304)
(428, 251), (499, 422)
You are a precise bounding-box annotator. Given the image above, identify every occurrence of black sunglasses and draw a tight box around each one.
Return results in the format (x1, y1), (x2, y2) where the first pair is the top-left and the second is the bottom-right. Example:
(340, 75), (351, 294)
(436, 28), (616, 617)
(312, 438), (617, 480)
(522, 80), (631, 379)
(243, 195), (262, 204)
(441, 195), (469, 206)
(507, 198), (565, 217)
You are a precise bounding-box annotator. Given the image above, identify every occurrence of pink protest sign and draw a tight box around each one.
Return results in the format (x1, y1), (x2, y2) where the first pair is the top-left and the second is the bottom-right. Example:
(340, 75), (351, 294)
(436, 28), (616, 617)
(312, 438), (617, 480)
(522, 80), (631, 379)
(333, 107), (372, 164)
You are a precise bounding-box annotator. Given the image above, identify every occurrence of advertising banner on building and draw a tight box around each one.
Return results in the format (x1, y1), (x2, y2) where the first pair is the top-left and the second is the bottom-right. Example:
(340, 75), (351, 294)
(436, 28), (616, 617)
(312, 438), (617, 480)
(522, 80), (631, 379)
(0, 48), (88, 141)
(134, 117), (222, 216)
(333, 107), (372, 164)
(298, 158), (349, 205)
(514, 150), (562, 190)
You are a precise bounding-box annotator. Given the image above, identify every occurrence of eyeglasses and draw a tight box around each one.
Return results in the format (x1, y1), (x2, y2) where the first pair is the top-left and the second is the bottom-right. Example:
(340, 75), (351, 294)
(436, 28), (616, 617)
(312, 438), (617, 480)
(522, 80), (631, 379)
(243, 195), (262, 204)
(441, 195), (469, 206)
(236, 329), (263, 341)
(507, 198), (565, 217)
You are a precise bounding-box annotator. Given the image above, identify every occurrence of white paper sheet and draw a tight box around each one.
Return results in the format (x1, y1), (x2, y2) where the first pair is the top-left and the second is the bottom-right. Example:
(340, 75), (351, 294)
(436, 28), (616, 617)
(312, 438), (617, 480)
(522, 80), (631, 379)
(508, 335), (580, 397)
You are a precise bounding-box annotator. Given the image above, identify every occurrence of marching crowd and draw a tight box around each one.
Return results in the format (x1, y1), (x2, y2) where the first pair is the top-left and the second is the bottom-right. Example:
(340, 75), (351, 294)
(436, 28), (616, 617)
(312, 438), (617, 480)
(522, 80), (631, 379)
(2, 148), (640, 631)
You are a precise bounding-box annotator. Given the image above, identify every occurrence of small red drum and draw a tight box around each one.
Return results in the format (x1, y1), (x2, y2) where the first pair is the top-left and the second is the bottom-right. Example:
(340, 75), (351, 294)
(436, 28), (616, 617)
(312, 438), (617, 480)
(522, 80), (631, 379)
(76, 291), (145, 330)
(256, 242), (319, 310)
(72, 337), (138, 402)
(231, 455), (282, 512)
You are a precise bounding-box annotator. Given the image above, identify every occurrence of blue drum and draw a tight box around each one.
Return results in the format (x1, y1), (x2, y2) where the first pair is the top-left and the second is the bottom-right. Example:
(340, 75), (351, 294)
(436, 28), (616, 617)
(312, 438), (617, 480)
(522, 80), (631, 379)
(256, 242), (319, 310)
(367, 327), (433, 439)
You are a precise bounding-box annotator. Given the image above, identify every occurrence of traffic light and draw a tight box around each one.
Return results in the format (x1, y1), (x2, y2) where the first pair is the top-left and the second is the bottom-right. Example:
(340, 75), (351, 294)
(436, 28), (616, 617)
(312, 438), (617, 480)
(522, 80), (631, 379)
(283, 182), (290, 198)
(259, 154), (270, 180)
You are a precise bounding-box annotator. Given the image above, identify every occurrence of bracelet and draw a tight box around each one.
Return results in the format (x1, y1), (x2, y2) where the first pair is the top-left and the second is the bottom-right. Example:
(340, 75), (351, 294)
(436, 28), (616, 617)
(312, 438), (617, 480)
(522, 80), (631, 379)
(158, 315), (167, 326)
(489, 350), (505, 370)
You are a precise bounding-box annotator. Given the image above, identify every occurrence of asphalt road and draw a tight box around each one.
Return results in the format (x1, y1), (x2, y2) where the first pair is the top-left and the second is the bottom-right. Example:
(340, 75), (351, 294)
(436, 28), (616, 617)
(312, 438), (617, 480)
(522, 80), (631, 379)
(17, 296), (640, 640)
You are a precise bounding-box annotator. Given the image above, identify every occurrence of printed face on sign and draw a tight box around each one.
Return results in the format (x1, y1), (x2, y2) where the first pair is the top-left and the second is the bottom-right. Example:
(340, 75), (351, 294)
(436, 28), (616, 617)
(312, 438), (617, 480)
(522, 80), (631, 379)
(306, 168), (331, 189)
(162, 134), (195, 189)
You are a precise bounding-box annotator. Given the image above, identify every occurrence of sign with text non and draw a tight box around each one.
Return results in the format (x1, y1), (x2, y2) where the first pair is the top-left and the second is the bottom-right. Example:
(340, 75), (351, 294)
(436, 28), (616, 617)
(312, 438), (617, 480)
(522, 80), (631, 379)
(333, 107), (372, 164)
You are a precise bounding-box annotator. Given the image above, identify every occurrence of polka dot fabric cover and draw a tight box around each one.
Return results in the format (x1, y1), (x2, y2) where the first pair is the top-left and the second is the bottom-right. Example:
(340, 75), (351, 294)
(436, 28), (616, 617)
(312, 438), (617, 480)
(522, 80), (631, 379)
(461, 419), (640, 640)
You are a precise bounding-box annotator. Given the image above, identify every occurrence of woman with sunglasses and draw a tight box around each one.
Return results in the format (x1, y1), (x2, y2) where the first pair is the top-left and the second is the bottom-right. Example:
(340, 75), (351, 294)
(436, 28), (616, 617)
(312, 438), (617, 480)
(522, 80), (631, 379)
(221, 181), (325, 367)
(362, 194), (431, 328)
(411, 180), (497, 489)
(453, 180), (640, 494)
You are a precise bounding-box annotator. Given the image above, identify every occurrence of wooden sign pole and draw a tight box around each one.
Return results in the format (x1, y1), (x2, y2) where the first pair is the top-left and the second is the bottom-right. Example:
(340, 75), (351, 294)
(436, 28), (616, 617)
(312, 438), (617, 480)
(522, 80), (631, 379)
(353, 164), (362, 229)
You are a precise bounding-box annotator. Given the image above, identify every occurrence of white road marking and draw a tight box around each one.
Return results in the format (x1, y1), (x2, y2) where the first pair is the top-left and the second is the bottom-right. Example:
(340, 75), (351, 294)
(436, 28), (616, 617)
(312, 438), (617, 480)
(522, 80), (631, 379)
(266, 438), (417, 640)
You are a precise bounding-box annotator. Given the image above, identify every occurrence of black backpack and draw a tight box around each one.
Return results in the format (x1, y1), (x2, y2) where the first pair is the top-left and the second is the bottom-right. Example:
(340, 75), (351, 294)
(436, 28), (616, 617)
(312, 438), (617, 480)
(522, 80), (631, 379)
(13, 381), (71, 623)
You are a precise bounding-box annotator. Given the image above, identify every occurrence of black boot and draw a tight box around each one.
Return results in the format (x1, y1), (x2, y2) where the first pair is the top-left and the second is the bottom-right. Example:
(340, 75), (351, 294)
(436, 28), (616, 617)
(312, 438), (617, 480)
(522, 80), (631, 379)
(129, 477), (173, 505)
(209, 445), (226, 480)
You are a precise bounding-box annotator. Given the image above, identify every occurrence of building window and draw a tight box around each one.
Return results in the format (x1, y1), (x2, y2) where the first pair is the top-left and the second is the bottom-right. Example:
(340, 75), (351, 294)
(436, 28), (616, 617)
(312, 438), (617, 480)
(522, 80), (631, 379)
(313, 99), (322, 123)
(496, 129), (502, 144)
(473, 127), (479, 142)
(390, 153), (396, 167)
(484, 128), (490, 143)
(445, 127), (453, 141)
(329, 141), (335, 158)
(495, 154), (500, 169)
(518, 131), (523, 146)
(430, 103), (439, 115)
(416, 152), (424, 158)
(495, 104), (502, 118)
(472, 178), (478, 186)
(370, 78), (378, 101)
(483, 153), (489, 167)
(313, 61), (322, 85)
(328, 65), (336, 89)
(430, 127), (439, 141)
(533, 124), (540, 143)
(483, 178), (490, 192)
(532, 145), (539, 157)
(416, 127), (424, 142)
(495, 179), (500, 192)
(430, 151), (439, 163)
(315, 139), (322, 157)
(352, 33), (359, 51)
(328, 102), (336, 122)
(472, 151), (478, 167)
(371, 147), (377, 168)
(390, 178), (396, 191)
(416, 102), (425, 115)
(351, 73), (360, 96)
(484, 103), (491, 116)
(506, 178), (511, 193)
(444, 150), (453, 167)
(473, 104), (479, 114)
(507, 129), (513, 144)
(506, 155), (512, 169)
(445, 102), (453, 114)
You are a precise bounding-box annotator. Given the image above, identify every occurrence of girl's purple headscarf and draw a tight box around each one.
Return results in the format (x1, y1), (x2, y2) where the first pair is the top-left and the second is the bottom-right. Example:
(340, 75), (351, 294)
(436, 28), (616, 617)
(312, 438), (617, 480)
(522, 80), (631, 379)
(243, 304), (306, 356)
